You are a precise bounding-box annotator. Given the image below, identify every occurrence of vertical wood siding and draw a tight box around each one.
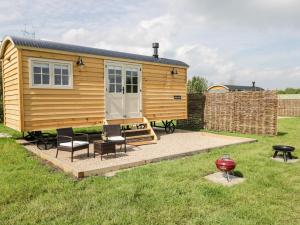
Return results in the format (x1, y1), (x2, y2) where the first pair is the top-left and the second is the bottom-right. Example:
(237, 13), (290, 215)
(2, 43), (21, 130)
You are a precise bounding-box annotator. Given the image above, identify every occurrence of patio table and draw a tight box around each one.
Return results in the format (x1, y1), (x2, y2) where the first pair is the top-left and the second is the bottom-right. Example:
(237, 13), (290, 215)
(94, 140), (116, 160)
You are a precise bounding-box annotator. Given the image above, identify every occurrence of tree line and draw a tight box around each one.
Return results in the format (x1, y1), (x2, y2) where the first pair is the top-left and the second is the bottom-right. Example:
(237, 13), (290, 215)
(187, 76), (208, 94)
(188, 77), (300, 95)
(277, 88), (300, 94)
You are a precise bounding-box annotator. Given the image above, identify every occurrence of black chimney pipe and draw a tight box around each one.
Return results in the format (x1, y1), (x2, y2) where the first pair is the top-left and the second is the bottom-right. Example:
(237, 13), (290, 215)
(252, 81), (256, 91)
(152, 42), (159, 58)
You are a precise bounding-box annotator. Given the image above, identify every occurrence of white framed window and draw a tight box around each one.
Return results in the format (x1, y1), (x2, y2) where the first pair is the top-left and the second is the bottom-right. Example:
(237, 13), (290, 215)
(126, 69), (138, 93)
(29, 58), (73, 89)
(32, 62), (50, 85)
(108, 66), (122, 93)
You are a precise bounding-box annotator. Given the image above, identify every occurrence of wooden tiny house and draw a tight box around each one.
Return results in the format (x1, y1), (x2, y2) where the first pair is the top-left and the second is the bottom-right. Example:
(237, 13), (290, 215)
(0, 36), (188, 137)
(207, 83), (264, 93)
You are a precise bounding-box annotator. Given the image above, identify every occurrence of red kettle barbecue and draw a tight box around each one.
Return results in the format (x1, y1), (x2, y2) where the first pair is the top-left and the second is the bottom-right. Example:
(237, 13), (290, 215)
(215, 154), (236, 182)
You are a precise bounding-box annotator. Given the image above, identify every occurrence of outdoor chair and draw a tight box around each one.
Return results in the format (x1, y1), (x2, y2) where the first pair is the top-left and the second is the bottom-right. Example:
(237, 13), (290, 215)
(103, 125), (127, 153)
(24, 131), (57, 150)
(56, 128), (90, 162)
(35, 131), (57, 150)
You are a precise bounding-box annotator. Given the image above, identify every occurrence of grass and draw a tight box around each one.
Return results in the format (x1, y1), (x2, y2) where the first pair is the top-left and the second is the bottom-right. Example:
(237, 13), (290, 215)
(0, 118), (300, 225)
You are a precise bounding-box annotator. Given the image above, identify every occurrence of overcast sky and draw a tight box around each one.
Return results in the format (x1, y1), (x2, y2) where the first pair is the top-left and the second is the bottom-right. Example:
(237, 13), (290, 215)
(1, 0), (300, 89)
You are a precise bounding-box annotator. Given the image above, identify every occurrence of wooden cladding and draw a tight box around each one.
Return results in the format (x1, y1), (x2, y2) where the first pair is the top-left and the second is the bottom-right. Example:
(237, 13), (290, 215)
(2, 42), (187, 132)
(2, 43), (21, 131)
(21, 50), (105, 131)
(142, 64), (187, 121)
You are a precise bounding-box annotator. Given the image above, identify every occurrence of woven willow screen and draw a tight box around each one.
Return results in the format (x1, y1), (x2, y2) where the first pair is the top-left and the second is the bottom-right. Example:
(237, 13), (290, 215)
(204, 91), (278, 135)
(178, 91), (278, 136)
(177, 94), (205, 129)
(0, 60), (2, 122)
(278, 95), (300, 117)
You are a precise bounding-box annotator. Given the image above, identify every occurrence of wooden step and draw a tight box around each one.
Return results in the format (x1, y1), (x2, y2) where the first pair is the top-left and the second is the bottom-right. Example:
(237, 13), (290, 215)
(122, 123), (148, 129)
(128, 140), (157, 146)
(105, 117), (157, 146)
(126, 135), (154, 144)
(126, 134), (154, 140)
(123, 128), (150, 133)
(106, 118), (144, 125)
(124, 128), (151, 138)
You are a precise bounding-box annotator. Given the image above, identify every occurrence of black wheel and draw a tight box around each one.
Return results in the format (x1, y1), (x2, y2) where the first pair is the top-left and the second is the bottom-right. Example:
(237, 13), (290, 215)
(165, 121), (175, 134)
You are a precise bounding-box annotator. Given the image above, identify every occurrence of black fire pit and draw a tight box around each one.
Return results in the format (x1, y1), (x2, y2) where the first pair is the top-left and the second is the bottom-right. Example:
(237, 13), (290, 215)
(272, 145), (295, 162)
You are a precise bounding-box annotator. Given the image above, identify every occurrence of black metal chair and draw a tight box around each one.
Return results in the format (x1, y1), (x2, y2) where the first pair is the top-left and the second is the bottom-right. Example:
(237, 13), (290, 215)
(24, 131), (57, 150)
(103, 125), (127, 153)
(36, 131), (57, 150)
(56, 128), (90, 162)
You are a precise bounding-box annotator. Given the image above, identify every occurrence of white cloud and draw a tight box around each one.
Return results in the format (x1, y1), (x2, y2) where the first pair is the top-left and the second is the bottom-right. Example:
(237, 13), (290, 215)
(0, 12), (20, 23)
(166, 0), (300, 30)
(0, 1), (22, 25)
(61, 28), (94, 46)
(238, 67), (300, 87)
(61, 14), (178, 56)
(175, 44), (236, 83)
(1, 0), (300, 89)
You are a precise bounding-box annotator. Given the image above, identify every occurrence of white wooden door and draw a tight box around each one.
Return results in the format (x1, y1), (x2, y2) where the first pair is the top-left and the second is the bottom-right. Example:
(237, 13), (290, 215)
(105, 65), (124, 119)
(124, 65), (141, 118)
(105, 62), (141, 119)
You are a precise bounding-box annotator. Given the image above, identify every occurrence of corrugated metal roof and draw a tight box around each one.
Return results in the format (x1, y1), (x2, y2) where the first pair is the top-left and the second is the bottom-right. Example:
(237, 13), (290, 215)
(6, 36), (189, 67)
(207, 84), (264, 92)
(224, 85), (264, 91)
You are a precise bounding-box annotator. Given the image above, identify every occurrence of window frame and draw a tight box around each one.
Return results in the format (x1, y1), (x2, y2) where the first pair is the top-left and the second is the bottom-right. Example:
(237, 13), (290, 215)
(29, 58), (73, 89)
(104, 61), (142, 95)
(107, 66), (122, 94)
(31, 62), (50, 86)
(125, 69), (139, 94)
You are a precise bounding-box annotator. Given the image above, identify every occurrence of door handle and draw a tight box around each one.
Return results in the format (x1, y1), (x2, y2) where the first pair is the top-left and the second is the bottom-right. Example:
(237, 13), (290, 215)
(122, 86), (124, 94)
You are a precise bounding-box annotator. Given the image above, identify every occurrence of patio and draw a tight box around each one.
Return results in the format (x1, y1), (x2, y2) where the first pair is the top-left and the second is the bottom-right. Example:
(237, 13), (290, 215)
(21, 129), (256, 178)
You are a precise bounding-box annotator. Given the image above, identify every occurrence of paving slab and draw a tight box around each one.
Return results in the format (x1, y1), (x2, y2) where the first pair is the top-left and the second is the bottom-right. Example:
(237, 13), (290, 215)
(205, 172), (246, 186)
(21, 129), (256, 178)
(0, 133), (12, 138)
(271, 156), (299, 164)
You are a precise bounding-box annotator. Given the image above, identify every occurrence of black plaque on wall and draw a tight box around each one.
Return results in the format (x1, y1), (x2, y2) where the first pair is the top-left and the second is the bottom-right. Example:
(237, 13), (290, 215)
(174, 95), (182, 100)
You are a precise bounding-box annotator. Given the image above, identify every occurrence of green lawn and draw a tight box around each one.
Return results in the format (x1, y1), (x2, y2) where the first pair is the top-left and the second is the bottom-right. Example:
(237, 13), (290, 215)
(0, 118), (300, 225)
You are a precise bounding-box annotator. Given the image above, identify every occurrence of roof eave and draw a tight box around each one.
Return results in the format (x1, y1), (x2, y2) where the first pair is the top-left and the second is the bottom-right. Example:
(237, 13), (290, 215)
(0, 36), (15, 59)
(17, 45), (189, 68)
(4, 36), (189, 68)
(207, 85), (230, 90)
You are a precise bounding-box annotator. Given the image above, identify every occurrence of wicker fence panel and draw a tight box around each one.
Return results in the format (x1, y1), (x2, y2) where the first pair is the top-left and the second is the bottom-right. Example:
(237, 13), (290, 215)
(0, 60), (2, 122)
(177, 94), (205, 129)
(204, 91), (278, 136)
(278, 98), (300, 117)
(178, 91), (278, 136)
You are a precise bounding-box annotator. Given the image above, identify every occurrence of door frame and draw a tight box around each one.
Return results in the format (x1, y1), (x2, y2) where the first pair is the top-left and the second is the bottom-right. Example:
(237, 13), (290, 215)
(104, 60), (143, 119)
